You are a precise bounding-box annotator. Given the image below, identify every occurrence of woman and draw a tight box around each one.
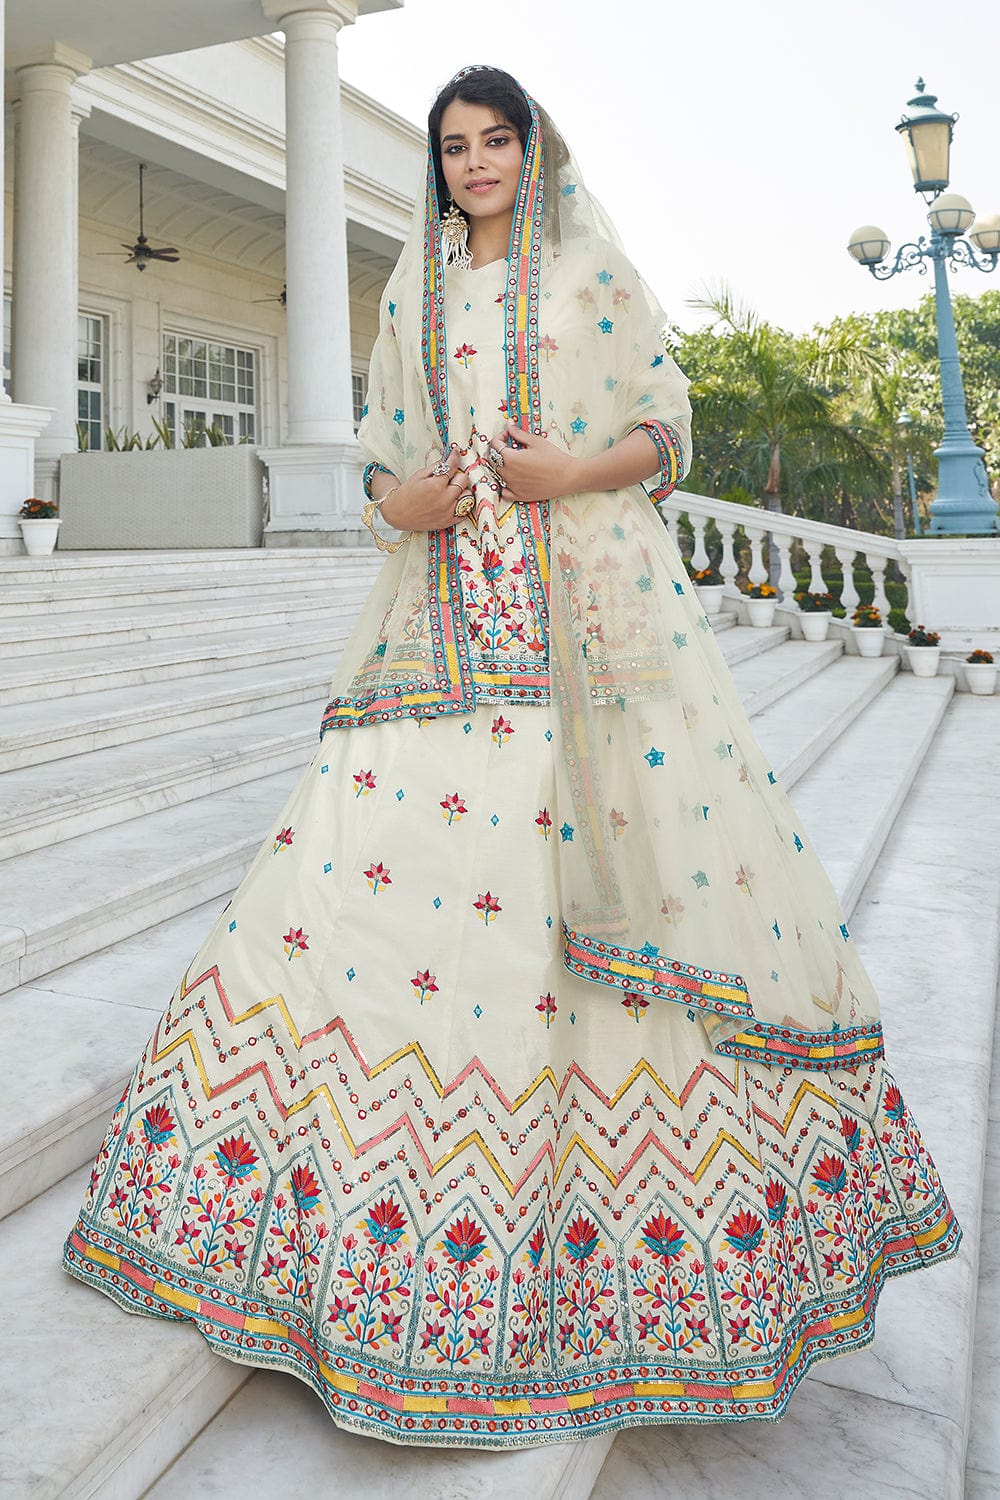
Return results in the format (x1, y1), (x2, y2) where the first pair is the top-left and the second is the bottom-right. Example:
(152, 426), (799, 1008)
(64, 66), (959, 1449)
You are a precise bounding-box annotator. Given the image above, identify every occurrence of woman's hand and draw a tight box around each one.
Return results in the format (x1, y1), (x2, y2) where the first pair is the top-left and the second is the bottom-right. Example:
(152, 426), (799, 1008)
(492, 420), (579, 503)
(378, 447), (473, 531)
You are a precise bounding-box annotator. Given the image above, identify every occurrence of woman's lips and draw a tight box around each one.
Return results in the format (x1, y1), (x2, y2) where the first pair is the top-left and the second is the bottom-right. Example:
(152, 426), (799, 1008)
(466, 179), (499, 194)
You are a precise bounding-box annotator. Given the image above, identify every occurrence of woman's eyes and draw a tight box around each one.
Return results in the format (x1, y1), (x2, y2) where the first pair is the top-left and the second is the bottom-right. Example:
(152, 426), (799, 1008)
(444, 136), (512, 155)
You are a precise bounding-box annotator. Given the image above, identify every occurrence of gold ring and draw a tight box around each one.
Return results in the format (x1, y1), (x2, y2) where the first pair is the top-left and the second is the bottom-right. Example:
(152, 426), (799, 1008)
(454, 495), (476, 519)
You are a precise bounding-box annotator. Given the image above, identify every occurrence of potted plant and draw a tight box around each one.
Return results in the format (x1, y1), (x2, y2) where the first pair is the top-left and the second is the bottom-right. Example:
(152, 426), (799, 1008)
(964, 649), (996, 696)
(904, 625), (941, 678)
(18, 497), (60, 556)
(851, 603), (884, 658)
(795, 590), (835, 642)
(743, 581), (778, 628)
(688, 562), (725, 615)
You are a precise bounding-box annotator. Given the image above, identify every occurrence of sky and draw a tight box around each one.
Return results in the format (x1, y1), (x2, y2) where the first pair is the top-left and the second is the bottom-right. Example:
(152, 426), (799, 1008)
(337, 0), (1000, 334)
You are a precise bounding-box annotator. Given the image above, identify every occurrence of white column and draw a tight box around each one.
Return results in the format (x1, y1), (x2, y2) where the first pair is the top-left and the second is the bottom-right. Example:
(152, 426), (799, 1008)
(0, 13), (56, 549)
(11, 46), (91, 498)
(271, 1), (357, 446)
(258, 0), (366, 545)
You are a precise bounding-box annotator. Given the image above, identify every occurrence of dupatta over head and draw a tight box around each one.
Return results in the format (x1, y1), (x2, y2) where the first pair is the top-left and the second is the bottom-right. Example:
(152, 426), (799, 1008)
(322, 68), (885, 1072)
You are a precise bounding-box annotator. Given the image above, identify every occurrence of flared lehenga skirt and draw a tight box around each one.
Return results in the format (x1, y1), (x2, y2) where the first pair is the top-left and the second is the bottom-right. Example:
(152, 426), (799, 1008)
(61, 676), (961, 1449)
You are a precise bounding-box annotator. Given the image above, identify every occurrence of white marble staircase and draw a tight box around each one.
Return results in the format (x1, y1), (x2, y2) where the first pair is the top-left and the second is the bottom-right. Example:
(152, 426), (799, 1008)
(0, 551), (996, 1500)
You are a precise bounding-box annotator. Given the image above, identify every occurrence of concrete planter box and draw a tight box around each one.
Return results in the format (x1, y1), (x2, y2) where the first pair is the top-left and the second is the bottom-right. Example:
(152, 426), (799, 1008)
(58, 446), (266, 550)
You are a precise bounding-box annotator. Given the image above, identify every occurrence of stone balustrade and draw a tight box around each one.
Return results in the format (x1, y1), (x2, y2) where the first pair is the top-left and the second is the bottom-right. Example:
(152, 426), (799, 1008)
(656, 489), (908, 621)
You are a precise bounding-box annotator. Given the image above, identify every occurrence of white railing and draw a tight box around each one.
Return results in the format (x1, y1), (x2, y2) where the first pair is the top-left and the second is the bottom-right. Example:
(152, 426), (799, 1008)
(657, 490), (908, 621)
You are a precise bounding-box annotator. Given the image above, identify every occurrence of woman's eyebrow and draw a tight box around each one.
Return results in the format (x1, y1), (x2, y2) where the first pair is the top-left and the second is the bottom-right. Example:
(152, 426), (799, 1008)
(441, 123), (516, 143)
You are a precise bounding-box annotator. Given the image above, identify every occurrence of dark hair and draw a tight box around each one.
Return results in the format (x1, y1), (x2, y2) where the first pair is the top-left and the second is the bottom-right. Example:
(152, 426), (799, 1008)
(427, 67), (531, 210)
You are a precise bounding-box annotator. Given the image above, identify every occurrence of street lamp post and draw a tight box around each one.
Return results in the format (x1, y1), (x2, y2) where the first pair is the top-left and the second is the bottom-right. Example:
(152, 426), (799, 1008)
(847, 80), (1000, 536)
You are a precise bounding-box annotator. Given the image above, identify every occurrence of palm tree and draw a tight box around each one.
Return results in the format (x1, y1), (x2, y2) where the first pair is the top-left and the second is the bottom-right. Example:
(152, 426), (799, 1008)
(685, 286), (889, 578)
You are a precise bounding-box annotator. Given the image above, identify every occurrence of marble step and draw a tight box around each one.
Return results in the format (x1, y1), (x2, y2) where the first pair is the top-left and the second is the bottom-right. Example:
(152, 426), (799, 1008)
(751, 653), (899, 789)
(727, 635), (844, 715)
(791, 672), (954, 920)
(0, 616), (355, 707)
(0, 545), (378, 583)
(0, 563), (381, 617)
(0, 649), (902, 1222)
(0, 700), (322, 860)
(0, 589), (374, 655)
(0, 1167), (252, 1500)
(0, 656), (334, 773)
(593, 690), (1000, 1500)
(0, 765), (301, 997)
(144, 1370), (613, 1500)
(713, 621), (789, 665)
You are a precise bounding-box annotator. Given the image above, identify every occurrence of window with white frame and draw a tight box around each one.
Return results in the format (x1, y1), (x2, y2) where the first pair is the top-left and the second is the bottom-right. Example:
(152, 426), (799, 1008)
(352, 369), (368, 430)
(161, 331), (258, 446)
(77, 313), (106, 451)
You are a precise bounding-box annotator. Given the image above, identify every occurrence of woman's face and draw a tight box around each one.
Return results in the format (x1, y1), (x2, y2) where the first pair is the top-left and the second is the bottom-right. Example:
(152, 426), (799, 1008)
(438, 100), (524, 226)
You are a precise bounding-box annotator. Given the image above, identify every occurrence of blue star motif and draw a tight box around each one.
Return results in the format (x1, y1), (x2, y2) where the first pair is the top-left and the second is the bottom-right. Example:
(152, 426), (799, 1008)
(388, 300), (396, 317)
(596, 269), (613, 283)
(393, 408), (404, 425)
(650, 353), (664, 366)
(714, 740), (729, 759)
(692, 870), (709, 889)
(767, 771), (777, 784)
(840, 923), (850, 942)
(771, 970), (779, 982)
(598, 317), (614, 333)
(672, 630), (688, 648)
(605, 376), (617, 391)
(562, 183), (577, 196)
(560, 822), (574, 842)
(773, 920), (782, 940)
(640, 941), (660, 958)
(673, 580), (684, 595)
(636, 575), (652, 592)
(793, 833), (804, 852)
(361, 403), (369, 419)
(698, 615), (711, 630)
(571, 417), (587, 434)
(612, 524), (625, 540)
(644, 747), (665, 767)
(701, 805), (710, 820)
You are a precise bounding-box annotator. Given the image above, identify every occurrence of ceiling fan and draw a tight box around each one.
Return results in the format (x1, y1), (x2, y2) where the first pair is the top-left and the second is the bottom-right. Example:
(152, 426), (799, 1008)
(115, 163), (180, 271)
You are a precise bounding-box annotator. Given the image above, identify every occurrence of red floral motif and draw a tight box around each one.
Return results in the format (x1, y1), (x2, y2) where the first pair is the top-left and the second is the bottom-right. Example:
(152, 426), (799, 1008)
(142, 1102), (176, 1145)
(535, 992), (557, 1028)
(364, 862), (391, 895)
(535, 808), (552, 839)
(491, 715), (514, 747)
(714, 1206), (778, 1354)
(508, 1222), (550, 1369)
(282, 926), (309, 960)
(538, 334), (559, 360)
(259, 1161), (329, 1305)
(609, 807), (628, 839)
(440, 792), (467, 826)
(272, 826), (294, 853)
(105, 1098), (180, 1239)
(411, 969), (439, 1005)
(454, 342), (477, 367)
(622, 992), (649, 1022)
(353, 769), (376, 797)
(215, 1134), (259, 1181)
(628, 1210), (713, 1356)
(173, 1136), (263, 1273)
(474, 890), (502, 925)
(556, 1212), (620, 1362)
(724, 1208), (766, 1256)
(327, 1195), (414, 1352)
(812, 1153), (849, 1198)
(416, 1212), (498, 1368)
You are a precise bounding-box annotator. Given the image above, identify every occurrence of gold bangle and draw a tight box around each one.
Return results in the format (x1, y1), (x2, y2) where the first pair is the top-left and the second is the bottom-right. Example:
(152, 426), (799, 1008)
(362, 488), (410, 554)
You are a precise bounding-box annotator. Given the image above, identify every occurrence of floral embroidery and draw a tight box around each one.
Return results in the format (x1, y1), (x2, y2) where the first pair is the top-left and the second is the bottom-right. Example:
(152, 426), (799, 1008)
(609, 807), (628, 839)
(507, 1223), (550, 1369)
(416, 1211), (499, 1368)
(535, 992), (557, 1027)
(628, 1209), (714, 1355)
(364, 862), (392, 895)
(440, 792), (468, 825)
(538, 334), (559, 360)
(622, 992), (649, 1022)
(105, 1102), (180, 1239)
(353, 770), (376, 797)
(535, 808), (552, 839)
(454, 342), (477, 367)
(259, 1162), (330, 1306)
(272, 826), (293, 853)
(555, 1212), (621, 1362)
(173, 1135), (263, 1273)
(412, 969), (439, 1005)
(660, 893), (686, 925)
(326, 1196), (415, 1354)
(282, 927), (309, 960)
(491, 715), (514, 747)
(474, 890), (502, 924)
(735, 864), (755, 895)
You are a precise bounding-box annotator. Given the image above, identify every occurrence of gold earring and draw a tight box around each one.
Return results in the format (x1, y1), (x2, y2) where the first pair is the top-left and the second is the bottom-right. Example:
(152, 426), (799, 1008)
(440, 196), (472, 269)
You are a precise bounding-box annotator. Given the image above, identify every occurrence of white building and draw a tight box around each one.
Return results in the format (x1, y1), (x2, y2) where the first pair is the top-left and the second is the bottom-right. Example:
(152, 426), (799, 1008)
(0, 0), (424, 554)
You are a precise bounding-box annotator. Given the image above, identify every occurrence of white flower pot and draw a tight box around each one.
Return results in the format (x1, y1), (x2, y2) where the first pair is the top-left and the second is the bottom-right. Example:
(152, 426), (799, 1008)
(905, 644), (940, 678)
(852, 627), (884, 658)
(694, 584), (725, 615)
(19, 517), (61, 556)
(799, 611), (831, 642)
(745, 597), (777, 628)
(964, 662), (997, 695)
